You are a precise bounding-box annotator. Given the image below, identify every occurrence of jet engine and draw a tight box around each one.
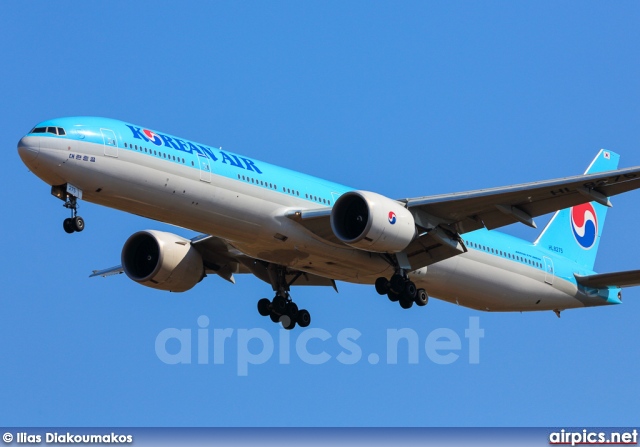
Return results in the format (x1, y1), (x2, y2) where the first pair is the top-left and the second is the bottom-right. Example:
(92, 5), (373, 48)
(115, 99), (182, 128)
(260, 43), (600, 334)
(121, 230), (204, 292)
(330, 190), (416, 253)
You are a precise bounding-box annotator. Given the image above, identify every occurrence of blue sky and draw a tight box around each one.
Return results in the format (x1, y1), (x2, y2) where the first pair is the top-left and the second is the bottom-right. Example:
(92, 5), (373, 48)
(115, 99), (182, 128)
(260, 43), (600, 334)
(1, 1), (639, 427)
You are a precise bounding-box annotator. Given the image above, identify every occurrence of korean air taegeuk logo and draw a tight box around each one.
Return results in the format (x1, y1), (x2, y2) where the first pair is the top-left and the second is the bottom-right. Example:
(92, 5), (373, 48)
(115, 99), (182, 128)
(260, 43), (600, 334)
(570, 203), (598, 249)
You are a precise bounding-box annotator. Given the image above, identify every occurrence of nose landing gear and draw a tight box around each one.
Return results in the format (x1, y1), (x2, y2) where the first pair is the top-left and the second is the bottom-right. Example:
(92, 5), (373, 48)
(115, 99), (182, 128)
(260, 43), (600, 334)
(62, 195), (85, 233)
(52, 184), (85, 233)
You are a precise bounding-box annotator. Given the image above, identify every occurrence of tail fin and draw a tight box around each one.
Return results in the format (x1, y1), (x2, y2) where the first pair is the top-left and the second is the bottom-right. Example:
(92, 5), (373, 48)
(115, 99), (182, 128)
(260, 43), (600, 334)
(534, 150), (619, 270)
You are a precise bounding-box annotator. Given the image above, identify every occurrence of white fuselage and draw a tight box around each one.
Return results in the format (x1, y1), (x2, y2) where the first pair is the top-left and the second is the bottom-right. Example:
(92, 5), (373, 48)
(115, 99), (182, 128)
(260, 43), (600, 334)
(18, 127), (614, 314)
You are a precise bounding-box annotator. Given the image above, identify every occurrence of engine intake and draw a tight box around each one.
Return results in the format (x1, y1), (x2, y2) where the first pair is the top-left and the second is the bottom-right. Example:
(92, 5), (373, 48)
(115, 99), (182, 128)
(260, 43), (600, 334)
(121, 230), (205, 292)
(330, 190), (416, 253)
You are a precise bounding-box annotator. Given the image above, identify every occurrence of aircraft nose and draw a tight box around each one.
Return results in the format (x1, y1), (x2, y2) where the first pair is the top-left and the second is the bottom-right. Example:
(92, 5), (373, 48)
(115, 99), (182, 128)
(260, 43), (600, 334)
(17, 135), (39, 164)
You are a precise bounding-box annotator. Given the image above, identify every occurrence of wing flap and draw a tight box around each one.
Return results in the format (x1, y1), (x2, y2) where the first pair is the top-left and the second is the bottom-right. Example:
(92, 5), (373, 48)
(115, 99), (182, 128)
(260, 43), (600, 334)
(404, 231), (467, 270)
(575, 269), (640, 288)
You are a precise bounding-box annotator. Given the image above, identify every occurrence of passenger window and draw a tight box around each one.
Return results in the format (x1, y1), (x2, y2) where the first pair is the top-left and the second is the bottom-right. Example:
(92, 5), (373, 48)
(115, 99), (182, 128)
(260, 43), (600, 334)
(124, 143), (128, 148)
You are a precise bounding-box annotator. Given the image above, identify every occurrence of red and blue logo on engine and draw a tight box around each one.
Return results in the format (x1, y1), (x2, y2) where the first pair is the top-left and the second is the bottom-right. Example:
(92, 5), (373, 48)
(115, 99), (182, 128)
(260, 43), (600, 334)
(570, 203), (598, 249)
(143, 129), (162, 146)
(388, 211), (397, 225)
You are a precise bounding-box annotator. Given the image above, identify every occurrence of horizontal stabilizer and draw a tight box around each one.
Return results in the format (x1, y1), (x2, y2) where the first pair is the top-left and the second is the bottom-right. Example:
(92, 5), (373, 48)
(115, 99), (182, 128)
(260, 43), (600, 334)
(90, 265), (124, 277)
(575, 269), (640, 288)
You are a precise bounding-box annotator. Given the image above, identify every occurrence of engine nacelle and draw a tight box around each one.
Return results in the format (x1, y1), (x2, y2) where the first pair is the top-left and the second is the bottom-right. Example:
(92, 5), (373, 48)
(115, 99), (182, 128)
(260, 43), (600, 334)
(330, 190), (416, 253)
(121, 230), (204, 292)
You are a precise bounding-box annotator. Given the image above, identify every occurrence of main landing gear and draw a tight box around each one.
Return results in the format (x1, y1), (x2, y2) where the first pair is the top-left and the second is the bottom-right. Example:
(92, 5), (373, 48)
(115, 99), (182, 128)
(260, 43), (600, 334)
(374, 272), (428, 309)
(62, 195), (85, 234)
(256, 265), (311, 330)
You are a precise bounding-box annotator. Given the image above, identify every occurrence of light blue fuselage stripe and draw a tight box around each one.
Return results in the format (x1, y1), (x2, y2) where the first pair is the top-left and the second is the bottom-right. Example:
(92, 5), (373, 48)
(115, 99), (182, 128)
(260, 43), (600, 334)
(32, 116), (352, 207)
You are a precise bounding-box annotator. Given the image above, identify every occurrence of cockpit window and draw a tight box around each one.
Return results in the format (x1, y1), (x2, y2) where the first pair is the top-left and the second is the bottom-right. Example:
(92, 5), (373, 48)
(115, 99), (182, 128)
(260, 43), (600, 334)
(32, 126), (66, 135)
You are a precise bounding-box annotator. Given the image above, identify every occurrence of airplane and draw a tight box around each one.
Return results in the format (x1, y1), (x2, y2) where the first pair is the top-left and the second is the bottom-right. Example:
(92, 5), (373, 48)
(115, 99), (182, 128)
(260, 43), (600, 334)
(17, 117), (640, 329)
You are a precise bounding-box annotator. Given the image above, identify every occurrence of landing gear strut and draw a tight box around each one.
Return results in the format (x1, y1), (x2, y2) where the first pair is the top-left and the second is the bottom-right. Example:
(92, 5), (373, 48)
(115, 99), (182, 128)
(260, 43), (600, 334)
(53, 184), (85, 234)
(62, 196), (85, 233)
(256, 264), (311, 330)
(375, 271), (428, 309)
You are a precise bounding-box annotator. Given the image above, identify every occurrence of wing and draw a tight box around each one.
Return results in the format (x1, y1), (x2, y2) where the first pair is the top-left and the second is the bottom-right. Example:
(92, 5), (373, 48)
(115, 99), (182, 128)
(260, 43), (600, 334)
(403, 164), (640, 234)
(91, 233), (337, 290)
(575, 269), (640, 289)
(288, 164), (640, 271)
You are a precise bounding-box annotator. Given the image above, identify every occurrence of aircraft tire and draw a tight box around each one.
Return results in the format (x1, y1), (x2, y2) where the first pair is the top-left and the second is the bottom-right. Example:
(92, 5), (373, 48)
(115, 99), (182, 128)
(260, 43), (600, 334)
(297, 309), (311, 328)
(257, 298), (271, 316)
(415, 289), (428, 306)
(282, 316), (296, 330)
(73, 216), (85, 232)
(375, 277), (389, 295)
(272, 295), (287, 314)
(404, 281), (417, 300)
(285, 301), (299, 320)
(399, 298), (413, 309)
(390, 274), (405, 294)
(63, 218), (75, 234)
